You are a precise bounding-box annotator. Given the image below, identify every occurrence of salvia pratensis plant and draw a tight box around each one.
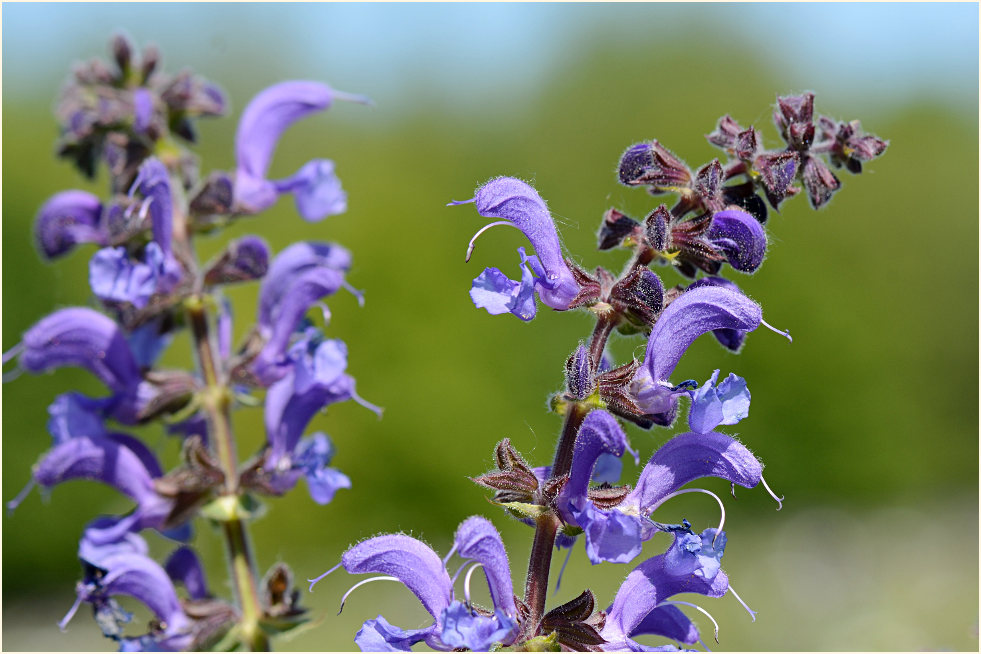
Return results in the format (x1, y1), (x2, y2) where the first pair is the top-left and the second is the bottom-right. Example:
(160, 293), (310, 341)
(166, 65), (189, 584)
(6, 34), (889, 653)
(4, 34), (378, 651)
(307, 93), (887, 650)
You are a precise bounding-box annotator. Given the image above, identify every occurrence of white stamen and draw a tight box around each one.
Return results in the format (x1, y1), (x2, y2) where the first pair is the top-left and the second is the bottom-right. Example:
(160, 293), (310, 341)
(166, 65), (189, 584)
(2, 368), (24, 383)
(2, 342), (24, 366)
(342, 282), (366, 308)
(351, 390), (384, 419)
(331, 90), (375, 106)
(730, 482), (737, 499)
(698, 638), (713, 653)
(465, 221), (518, 262)
(137, 196), (154, 222)
(6, 478), (36, 513)
(554, 545), (574, 593)
(760, 318), (792, 343)
(307, 562), (342, 592)
(337, 575), (400, 615)
(658, 600), (720, 643)
(728, 584), (757, 622)
(652, 488), (726, 543)
(760, 475), (784, 511)
(463, 563), (484, 609)
(450, 560), (475, 587)
(442, 544), (459, 568)
(58, 593), (84, 631)
(315, 301), (332, 325)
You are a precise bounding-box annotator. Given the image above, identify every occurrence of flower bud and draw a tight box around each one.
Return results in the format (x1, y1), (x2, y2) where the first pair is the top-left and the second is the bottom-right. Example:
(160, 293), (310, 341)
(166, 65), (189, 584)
(617, 141), (691, 192)
(611, 269), (664, 329)
(565, 344), (592, 400)
(644, 205), (671, 251)
(597, 208), (641, 250)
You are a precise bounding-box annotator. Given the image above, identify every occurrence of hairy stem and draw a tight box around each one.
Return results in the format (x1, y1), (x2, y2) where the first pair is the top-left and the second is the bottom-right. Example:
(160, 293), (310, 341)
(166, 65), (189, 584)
(188, 298), (269, 651)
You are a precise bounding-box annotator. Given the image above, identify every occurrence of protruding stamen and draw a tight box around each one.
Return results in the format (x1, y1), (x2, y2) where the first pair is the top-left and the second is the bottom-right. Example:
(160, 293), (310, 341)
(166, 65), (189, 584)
(337, 575), (400, 615)
(651, 488), (726, 544)
(58, 593), (84, 631)
(306, 561), (341, 592)
(760, 318), (792, 343)
(450, 560), (475, 588)
(331, 89), (374, 106)
(554, 545), (574, 593)
(760, 475), (784, 511)
(624, 439), (640, 466)
(462, 563), (484, 609)
(698, 639), (713, 653)
(2, 367), (24, 383)
(351, 390), (384, 419)
(342, 282), (366, 308)
(730, 482), (737, 499)
(728, 584), (757, 622)
(442, 543), (459, 568)
(658, 600), (720, 643)
(465, 221), (518, 262)
(7, 478), (36, 513)
(315, 301), (332, 325)
(2, 342), (24, 366)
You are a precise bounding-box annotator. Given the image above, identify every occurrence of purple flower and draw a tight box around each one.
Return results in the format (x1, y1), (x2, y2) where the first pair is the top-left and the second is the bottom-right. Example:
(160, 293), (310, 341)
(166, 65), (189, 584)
(165, 546), (211, 600)
(233, 81), (369, 221)
(600, 527), (730, 651)
(34, 190), (108, 259)
(7, 307), (156, 424)
(453, 177), (580, 321)
(61, 544), (192, 650)
(705, 209), (767, 273)
(310, 516), (518, 652)
(251, 242), (352, 385)
(558, 418), (764, 565)
(687, 370), (751, 434)
(629, 285), (761, 425)
(261, 329), (377, 503)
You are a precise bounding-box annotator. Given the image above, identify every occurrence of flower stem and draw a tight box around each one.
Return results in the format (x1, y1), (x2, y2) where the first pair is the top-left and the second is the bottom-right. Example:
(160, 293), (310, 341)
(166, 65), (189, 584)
(187, 301), (270, 651)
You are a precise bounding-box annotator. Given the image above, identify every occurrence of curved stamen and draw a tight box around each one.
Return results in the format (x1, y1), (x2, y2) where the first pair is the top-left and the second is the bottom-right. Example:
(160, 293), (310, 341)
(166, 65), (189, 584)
(351, 390), (384, 419)
(462, 563), (484, 610)
(657, 600), (720, 644)
(307, 561), (341, 592)
(650, 488), (726, 544)
(315, 301), (332, 325)
(760, 475), (784, 511)
(330, 89), (375, 106)
(465, 221), (519, 262)
(442, 543), (459, 568)
(450, 559), (475, 587)
(728, 584), (757, 622)
(2, 367), (24, 383)
(342, 282), (366, 308)
(554, 545), (574, 593)
(2, 342), (24, 366)
(337, 575), (400, 615)
(58, 592), (84, 631)
(760, 318), (792, 343)
(730, 482), (737, 499)
(6, 478), (36, 513)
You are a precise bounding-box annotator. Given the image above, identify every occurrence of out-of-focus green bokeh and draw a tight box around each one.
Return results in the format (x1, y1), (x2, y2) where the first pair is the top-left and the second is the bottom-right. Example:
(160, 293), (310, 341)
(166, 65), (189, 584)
(2, 3), (977, 651)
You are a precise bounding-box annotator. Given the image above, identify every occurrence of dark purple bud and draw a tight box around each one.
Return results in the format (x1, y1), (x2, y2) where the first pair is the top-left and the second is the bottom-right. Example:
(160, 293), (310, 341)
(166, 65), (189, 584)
(203, 236), (270, 286)
(706, 208), (767, 273)
(819, 117), (889, 174)
(617, 141), (691, 192)
(565, 344), (591, 400)
(693, 160), (725, 212)
(644, 205), (671, 252)
(165, 546), (211, 600)
(111, 34), (133, 74)
(754, 151), (800, 209)
(34, 190), (107, 259)
(611, 269), (664, 328)
(189, 172), (235, 217)
(801, 155), (841, 209)
(735, 127), (760, 160)
(774, 92), (815, 150)
(140, 44), (160, 82)
(722, 183), (768, 225)
(597, 208), (641, 250)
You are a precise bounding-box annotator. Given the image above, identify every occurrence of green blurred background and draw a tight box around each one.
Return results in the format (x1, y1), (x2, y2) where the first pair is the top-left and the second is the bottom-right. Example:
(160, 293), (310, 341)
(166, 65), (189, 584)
(2, 3), (977, 651)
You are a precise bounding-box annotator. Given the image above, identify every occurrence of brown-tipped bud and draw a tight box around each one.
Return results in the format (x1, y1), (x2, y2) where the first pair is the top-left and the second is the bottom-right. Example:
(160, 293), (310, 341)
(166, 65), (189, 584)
(819, 116), (889, 174)
(617, 140), (691, 192)
(596, 361), (656, 430)
(706, 114), (745, 152)
(190, 173), (235, 217)
(138, 370), (197, 422)
(597, 208), (641, 250)
(203, 236), (270, 286)
(644, 205), (671, 251)
(735, 127), (760, 160)
(154, 436), (224, 527)
(111, 34), (134, 75)
(801, 155), (841, 209)
(473, 438), (540, 504)
(565, 344), (592, 400)
(541, 590), (607, 650)
(141, 44), (160, 82)
(693, 159), (725, 212)
(754, 151), (800, 209)
(611, 269), (664, 328)
(775, 92), (816, 150)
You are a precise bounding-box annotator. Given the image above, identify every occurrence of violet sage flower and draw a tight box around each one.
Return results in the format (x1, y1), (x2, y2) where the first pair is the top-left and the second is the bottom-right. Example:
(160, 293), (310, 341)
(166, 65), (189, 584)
(705, 208), (767, 273)
(34, 190), (108, 259)
(233, 80), (369, 221)
(5, 307), (157, 424)
(309, 516), (518, 652)
(453, 177), (580, 321)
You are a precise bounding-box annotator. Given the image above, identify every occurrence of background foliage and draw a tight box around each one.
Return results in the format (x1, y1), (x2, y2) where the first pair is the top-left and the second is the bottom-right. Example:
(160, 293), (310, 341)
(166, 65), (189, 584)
(3, 3), (977, 651)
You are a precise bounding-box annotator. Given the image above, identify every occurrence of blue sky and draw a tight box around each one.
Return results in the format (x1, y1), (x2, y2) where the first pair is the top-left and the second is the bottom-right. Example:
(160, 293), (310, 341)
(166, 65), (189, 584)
(3, 3), (977, 114)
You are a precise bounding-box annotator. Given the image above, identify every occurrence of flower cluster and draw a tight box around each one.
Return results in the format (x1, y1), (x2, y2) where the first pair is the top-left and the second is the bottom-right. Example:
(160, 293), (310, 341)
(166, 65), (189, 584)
(5, 35), (375, 651)
(313, 93), (885, 651)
